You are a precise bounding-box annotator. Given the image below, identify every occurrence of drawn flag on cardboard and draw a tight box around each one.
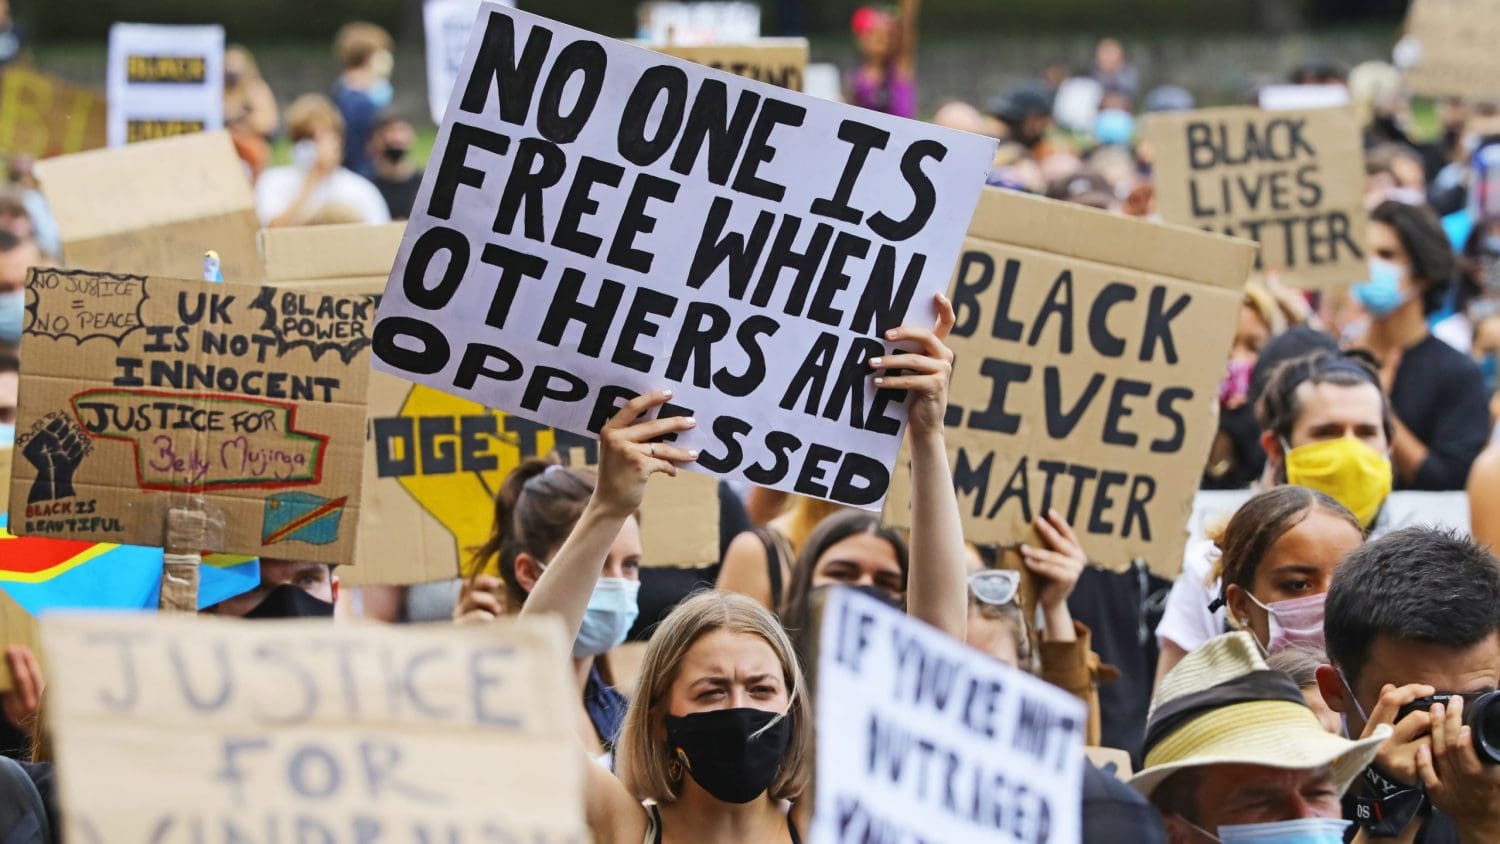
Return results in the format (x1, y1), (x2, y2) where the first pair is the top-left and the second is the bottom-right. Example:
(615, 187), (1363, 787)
(0, 514), (259, 612)
(8, 268), (371, 564)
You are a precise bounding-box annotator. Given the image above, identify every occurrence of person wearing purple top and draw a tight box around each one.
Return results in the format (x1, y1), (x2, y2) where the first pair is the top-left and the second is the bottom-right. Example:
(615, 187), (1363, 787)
(847, 0), (919, 119)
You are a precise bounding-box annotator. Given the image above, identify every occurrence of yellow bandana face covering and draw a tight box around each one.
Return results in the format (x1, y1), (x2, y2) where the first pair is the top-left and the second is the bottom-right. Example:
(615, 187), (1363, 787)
(1283, 437), (1393, 528)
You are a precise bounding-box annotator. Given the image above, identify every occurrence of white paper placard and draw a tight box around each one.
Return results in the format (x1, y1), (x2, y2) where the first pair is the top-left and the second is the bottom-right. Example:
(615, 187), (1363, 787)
(107, 23), (225, 147)
(425, 0), (513, 125)
(371, 4), (997, 510)
(812, 588), (1086, 844)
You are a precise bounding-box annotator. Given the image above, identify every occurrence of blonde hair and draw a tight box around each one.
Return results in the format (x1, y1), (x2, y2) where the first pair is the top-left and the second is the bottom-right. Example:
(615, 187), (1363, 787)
(781, 496), (844, 555)
(1243, 281), (1287, 336)
(616, 591), (813, 804)
(284, 93), (344, 141)
(334, 22), (393, 70)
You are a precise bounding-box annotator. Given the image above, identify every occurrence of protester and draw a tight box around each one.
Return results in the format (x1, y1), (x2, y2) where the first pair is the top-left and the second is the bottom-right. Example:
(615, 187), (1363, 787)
(0, 345), (14, 446)
(1158, 347), (1393, 682)
(254, 94), (390, 227)
(3, 158), (57, 259)
(454, 459), (640, 759)
(366, 112), (421, 220)
(0, 229), (40, 350)
(1266, 646), (1342, 735)
(1355, 200), (1488, 490)
(962, 519), (1116, 746)
(1470, 443), (1500, 551)
(847, 0), (918, 119)
(0, 0), (23, 70)
(1203, 283), (1286, 489)
(1090, 37), (1138, 102)
(223, 45), (279, 179)
(1316, 528), (1500, 839)
(201, 559), (337, 618)
(517, 296), (965, 841)
(330, 22), (394, 178)
(716, 496), (844, 612)
(1134, 632), (1385, 841)
(988, 84), (1055, 162)
(1207, 488), (1361, 660)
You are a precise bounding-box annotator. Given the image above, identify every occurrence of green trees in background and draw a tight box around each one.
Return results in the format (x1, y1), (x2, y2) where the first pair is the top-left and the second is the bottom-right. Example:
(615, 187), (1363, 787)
(23, 0), (1406, 41)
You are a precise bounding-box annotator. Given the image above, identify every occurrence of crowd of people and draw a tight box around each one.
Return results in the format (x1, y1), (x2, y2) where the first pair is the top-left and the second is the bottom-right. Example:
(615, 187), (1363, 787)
(0, 5), (1498, 843)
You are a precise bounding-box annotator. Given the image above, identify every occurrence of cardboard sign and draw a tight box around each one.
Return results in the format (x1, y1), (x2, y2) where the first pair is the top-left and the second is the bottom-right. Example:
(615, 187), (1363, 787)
(107, 23), (224, 146)
(0, 67), (108, 158)
(36, 130), (263, 283)
(637, 1), (761, 45)
(812, 587), (1087, 844)
(262, 223), (718, 585)
(424, 0), (515, 124)
(42, 612), (585, 840)
(654, 39), (808, 91)
(372, 5), (996, 511)
(1145, 106), (1366, 289)
(8, 269), (371, 563)
(1402, 0), (1500, 99)
(887, 189), (1254, 576)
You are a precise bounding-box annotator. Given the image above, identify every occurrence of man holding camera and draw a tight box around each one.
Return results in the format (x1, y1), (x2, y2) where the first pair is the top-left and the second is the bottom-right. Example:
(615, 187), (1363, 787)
(1316, 527), (1500, 843)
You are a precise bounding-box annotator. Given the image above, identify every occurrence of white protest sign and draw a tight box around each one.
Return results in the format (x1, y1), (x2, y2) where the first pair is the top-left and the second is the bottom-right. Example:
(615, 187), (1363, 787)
(42, 612), (586, 840)
(371, 4), (997, 511)
(107, 23), (225, 147)
(425, 0), (515, 124)
(637, 1), (761, 45)
(812, 588), (1086, 844)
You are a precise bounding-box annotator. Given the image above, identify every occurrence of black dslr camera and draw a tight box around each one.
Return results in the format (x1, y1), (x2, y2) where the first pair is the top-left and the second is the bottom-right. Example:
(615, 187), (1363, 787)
(1396, 691), (1500, 763)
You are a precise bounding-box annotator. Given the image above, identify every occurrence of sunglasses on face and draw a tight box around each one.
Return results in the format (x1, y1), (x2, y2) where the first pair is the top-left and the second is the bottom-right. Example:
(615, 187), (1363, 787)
(968, 569), (1020, 606)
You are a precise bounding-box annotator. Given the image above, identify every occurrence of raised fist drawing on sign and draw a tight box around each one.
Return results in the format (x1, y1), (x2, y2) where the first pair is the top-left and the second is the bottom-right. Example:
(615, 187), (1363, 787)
(19, 412), (92, 503)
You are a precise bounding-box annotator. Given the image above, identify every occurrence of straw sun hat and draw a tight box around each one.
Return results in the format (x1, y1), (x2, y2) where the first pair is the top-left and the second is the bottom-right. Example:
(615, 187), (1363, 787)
(1130, 632), (1390, 798)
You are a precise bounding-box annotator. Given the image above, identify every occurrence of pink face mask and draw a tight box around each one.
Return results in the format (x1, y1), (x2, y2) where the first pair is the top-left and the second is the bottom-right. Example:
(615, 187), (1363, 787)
(1243, 591), (1327, 656)
(1219, 359), (1254, 409)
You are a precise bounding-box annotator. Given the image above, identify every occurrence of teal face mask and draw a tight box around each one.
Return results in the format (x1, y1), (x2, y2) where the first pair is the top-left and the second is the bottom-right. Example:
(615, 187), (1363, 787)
(1184, 817), (1352, 843)
(1350, 258), (1407, 317)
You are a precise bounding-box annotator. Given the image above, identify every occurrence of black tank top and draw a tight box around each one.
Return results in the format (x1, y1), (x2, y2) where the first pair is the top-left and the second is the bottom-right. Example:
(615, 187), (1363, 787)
(645, 805), (802, 844)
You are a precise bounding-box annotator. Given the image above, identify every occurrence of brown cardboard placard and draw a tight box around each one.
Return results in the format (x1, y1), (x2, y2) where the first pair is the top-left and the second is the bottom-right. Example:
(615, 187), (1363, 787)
(1402, 0), (1499, 100)
(653, 38), (809, 90)
(1144, 106), (1366, 289)
(885, 189), (1254, 577)
(0, 67), (108, 159)
(260, 225), (720, 585)
(41, 611), (585, 840)
(35, 130), (262, 282)
(8, 268), (370, 564)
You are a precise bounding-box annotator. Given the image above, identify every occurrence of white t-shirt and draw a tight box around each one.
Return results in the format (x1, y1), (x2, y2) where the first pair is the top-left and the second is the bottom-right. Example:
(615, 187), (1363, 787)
(1155, 539), (1225, 654)
(255, 165), (392, 226)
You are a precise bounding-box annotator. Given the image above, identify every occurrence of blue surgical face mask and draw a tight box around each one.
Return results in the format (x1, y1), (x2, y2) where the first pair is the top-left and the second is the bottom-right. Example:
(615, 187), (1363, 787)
(0, 423), (13, 448)
(1208, 818), (1351, 843)
(0, 288), (24, 343)
(1093, 108), (1136, 147)
(1479, 351), (1498, 395)
(368, 78), (394, 109)
(1351, 258), (1408, 317)
(572, 577), (640, 658)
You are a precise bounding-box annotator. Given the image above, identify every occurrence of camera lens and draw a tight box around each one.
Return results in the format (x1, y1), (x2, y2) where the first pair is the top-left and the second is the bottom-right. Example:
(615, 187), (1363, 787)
(1468, 690), (1500, 764)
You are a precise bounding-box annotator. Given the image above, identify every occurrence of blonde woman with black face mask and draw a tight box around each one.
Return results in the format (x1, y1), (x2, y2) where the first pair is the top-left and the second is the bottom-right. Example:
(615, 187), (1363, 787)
(520, 298), (968, 843)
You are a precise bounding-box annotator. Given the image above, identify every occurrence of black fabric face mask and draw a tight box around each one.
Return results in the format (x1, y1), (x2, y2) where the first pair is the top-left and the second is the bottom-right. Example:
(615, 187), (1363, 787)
(664, 707), (792, 804)
(244, 584), (334, 620)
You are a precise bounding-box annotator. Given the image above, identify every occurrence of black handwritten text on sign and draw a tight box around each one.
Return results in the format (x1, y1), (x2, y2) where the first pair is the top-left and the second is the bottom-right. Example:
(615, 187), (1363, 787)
(1147, 106), (1367, 288)
(369, 4), (996, 509)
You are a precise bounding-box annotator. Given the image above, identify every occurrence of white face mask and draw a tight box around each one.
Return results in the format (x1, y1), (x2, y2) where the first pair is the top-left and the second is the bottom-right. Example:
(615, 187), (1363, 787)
(291, 139), (319, 171)
(572, 577), (640, 658)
